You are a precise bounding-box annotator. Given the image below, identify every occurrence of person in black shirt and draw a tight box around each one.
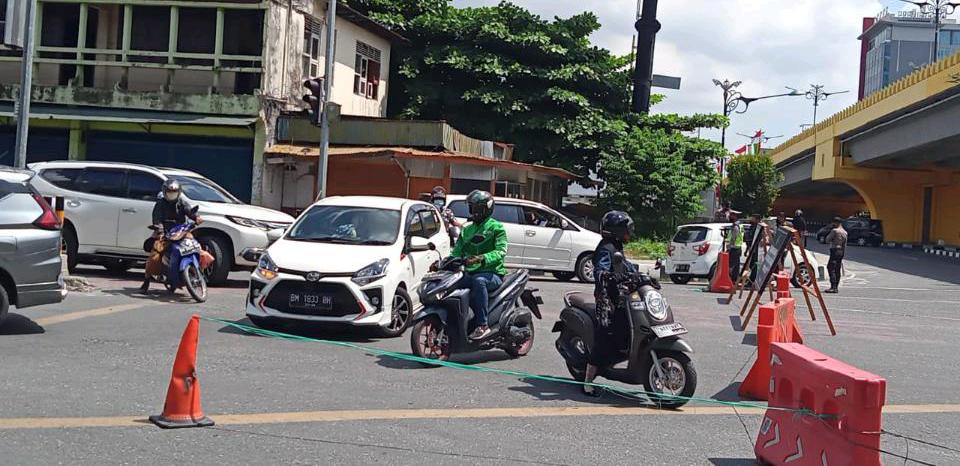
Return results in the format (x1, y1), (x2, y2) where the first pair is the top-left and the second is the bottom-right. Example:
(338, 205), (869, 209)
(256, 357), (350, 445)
(141, 179), (200, 292)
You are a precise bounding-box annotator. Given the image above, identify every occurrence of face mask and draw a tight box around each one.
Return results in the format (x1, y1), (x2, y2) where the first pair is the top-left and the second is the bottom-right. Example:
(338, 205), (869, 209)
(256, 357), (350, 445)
(164, 191), (179, 202)
(433, 199), (445, 209)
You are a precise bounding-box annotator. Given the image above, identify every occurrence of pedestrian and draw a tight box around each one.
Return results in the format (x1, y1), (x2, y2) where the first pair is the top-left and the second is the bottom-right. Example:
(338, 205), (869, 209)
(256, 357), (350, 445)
(824, 217), (848, 294)
(727, 210), (744, 282)
(793, 209), (807, 248)
(744, 213), (763, 285)
(776, 211), (792, 228)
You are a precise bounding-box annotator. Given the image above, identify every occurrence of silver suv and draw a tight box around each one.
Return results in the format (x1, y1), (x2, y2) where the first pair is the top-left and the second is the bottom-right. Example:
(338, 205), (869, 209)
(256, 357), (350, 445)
(0, 167), (66, 326)
(29, 161), (294, 285)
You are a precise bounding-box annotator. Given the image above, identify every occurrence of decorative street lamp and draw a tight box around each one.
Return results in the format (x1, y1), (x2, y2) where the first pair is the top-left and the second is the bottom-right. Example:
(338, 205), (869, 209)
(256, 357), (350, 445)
(788, 84), (849, 128)
(897, 0), (960, 62)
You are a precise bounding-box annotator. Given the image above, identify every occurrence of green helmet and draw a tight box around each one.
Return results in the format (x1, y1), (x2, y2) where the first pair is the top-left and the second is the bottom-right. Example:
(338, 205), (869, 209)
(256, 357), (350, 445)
(466, 190), (494, 223)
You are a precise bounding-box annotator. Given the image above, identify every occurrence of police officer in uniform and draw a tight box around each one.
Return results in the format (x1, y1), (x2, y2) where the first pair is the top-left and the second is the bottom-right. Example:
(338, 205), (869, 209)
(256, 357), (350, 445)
(727, 211), (744, 282)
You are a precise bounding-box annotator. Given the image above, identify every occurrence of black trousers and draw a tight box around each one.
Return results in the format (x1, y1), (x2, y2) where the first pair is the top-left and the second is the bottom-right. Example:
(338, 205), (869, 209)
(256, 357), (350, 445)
(728, 247), (742, 282)
(827, 248), (844, 288)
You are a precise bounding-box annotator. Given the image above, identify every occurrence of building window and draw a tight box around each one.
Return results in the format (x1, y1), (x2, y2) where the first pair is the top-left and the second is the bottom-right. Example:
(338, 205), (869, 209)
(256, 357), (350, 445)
(353, 41), (381, 99)
(302, 17), (322, 79)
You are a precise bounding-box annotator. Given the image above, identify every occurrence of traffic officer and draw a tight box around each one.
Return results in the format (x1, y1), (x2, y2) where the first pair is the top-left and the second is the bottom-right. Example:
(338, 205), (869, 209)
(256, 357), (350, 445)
(824, 217), (848, 293)
(727, 210), (744, 282)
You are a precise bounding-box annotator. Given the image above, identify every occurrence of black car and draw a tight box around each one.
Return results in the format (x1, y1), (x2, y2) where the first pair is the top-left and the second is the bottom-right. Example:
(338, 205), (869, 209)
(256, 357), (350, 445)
(817, 218), (884, 247)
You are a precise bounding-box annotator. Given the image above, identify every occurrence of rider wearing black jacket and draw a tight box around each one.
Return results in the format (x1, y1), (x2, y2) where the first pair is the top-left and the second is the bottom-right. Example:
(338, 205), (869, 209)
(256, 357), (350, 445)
(140, 179), (199, 292)
(583, 210), (636, 396)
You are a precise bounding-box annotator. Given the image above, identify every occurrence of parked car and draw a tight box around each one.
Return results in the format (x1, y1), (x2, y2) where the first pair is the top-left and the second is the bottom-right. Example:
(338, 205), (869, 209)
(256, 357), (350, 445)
(664, 223), (819, 287)
(29, 161), (294, 285)
(445, 195), (602, 282)
(0, 167), (66, 326)
(246, 196), (452, 337)
(817, 217), (884, 247)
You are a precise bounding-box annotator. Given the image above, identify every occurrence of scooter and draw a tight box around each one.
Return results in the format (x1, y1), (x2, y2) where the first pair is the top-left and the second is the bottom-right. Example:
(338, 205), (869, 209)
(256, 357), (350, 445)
(552, 253), (696, 408)
(144, 210), (209, 303)
(409, 255), (543, 362)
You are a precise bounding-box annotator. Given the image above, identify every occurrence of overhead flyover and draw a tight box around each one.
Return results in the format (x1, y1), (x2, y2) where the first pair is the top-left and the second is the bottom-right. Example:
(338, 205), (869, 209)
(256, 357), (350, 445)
(770, 52), (960, 246)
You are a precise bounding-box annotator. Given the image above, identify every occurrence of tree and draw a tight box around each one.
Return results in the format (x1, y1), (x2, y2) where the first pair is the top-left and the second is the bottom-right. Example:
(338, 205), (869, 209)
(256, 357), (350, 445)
(721, 153), (784, 217)
(599, 112), (726, 238)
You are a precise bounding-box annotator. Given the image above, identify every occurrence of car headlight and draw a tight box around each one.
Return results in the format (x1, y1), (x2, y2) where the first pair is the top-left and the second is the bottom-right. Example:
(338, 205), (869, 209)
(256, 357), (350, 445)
(255, 253), (278, 280)
(353, 259), (390, 286)
(227, 215), (267, 230)
(645, 290), (669, 321)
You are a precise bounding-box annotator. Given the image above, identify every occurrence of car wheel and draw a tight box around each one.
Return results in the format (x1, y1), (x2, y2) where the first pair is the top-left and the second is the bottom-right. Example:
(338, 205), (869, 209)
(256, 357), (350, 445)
(552, 271), (576, 281)
(707, 263), (717, 280)
(791, 263), (813, 288)
(670, 274), (692, 285)
(197, 234), (232, 286)
(0, 284), (8, 327)
(62, 225), (79, 274)
(575, 254), (595, 283)
(856, 237), (867, 247)
(377, 287), (412, 338)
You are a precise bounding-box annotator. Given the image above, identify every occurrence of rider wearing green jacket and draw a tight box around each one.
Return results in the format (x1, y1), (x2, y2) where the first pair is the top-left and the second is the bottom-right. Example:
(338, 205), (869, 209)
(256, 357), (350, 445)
(450, 190), (508, 340)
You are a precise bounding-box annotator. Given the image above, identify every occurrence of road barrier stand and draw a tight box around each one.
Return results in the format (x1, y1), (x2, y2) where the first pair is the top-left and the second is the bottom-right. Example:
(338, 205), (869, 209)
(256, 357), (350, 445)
(149, 315), (214, 429)
(708, 251), (734, 293)
(738, 295), (803, 401)
(755, 343), (886, 466)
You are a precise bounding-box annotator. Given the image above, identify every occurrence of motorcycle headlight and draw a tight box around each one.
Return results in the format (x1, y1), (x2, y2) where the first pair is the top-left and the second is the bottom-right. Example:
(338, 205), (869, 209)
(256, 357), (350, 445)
(645, 290), (669, 321)
(353, 259), (390, 286)
(255, 253), (278, 281)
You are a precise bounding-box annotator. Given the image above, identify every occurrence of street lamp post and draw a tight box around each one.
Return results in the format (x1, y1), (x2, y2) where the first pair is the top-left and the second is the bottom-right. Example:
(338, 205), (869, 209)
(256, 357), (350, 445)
(897, 0), (960, 62)
(788, 84), (849, 128)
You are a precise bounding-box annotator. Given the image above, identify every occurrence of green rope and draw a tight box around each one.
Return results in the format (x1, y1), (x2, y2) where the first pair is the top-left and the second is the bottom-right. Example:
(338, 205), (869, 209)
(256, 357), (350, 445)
(202, 316), (828, 418)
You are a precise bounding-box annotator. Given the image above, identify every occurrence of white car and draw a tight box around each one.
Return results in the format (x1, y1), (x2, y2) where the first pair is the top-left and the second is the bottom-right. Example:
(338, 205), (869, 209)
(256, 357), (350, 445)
(246, 196), (451, 337)
(445, 195), (602, 282)
(664, 223), (819, 287)
(29, 161), (294, 285)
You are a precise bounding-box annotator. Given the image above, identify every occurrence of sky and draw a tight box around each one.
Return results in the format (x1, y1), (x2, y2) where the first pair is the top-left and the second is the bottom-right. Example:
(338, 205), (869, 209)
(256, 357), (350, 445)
(451, 0), (945, 152)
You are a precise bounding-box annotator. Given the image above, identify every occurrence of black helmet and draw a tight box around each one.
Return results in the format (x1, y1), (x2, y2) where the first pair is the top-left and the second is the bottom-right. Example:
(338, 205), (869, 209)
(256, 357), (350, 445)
(601, 210), (634, 242)
(431, 186), (447, 209)
(162, 179), (181, 202)
(466, 190), (494, 223)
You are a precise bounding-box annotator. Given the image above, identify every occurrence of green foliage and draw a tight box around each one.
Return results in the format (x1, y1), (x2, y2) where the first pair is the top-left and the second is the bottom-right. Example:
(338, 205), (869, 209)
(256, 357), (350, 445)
(625, 238), (667, 260)
(721, 154), (784, 217)
(347, 0), (728, 235)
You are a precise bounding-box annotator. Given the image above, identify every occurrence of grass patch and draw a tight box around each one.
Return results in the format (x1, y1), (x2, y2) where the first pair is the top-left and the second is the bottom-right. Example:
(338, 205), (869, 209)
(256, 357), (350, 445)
(625, 238), (667, 260)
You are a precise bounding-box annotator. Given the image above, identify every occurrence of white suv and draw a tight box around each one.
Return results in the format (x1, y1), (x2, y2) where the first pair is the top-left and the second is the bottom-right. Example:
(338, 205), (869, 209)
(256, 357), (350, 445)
(664, 223), (818, 287)
(246, 196), (451, 337)
(29, 161), (294, 285)
(445, 195), (602, 282)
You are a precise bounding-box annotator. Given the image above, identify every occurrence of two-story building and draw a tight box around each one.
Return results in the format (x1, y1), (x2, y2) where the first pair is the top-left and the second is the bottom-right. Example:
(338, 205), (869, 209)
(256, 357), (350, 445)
(0, 0), (576, 210)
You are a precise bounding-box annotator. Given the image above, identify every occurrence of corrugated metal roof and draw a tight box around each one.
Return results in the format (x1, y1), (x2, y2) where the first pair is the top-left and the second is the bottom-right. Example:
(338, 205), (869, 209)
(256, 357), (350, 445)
(265, 144), (578, 180)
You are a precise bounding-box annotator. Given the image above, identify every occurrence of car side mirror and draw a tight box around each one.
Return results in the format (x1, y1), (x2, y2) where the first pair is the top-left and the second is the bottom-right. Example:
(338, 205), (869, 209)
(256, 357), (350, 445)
(408, 235), (434, 252)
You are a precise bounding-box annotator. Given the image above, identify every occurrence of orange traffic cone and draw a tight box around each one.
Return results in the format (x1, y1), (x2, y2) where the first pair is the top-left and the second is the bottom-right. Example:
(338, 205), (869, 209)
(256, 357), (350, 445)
(708, 251), (734, 293)
(149, 315), (214, 429)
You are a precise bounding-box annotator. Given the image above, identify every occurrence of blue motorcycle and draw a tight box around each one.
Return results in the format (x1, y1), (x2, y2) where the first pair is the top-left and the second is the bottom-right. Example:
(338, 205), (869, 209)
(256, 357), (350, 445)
(146, 212), (208, 303)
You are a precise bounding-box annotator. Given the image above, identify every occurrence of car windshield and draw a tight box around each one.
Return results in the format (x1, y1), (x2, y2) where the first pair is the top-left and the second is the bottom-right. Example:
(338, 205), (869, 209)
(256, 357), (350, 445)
(673, 226), (709, 243)
(169, 175), (240, 204)
(287, 206), (401, 245)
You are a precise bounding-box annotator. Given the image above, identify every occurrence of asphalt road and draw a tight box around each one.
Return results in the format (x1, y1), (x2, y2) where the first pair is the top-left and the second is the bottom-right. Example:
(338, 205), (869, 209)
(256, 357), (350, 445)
(0, 244), (958, 465)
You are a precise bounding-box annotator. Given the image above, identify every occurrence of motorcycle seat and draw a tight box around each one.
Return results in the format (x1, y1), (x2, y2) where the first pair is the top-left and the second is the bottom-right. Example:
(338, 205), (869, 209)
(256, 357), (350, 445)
(566, 292), (596, 313)
(489, 270), (524, 302)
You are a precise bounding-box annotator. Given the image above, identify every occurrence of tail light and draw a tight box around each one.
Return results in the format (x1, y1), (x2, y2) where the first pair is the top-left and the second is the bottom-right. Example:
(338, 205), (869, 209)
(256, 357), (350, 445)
(667, 245), (675, 257)
(31, 194), (61, 230)
(695, 242), (711, 256)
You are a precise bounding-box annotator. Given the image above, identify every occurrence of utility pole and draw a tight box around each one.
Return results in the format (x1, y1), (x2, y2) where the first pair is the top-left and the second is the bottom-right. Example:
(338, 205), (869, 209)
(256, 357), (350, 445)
(632, 0), (660, 114)
(13, 0), (37, 169)
(316, 0), (337, 199)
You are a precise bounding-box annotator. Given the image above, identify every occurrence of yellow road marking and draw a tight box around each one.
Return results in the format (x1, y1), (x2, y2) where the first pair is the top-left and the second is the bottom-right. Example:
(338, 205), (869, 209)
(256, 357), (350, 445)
(35, 303), (151, 326)
(0, 404), (956, 430)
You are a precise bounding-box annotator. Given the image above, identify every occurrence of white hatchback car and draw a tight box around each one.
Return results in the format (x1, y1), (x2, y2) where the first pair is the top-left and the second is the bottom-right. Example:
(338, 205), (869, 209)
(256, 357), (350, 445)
(246, 196), (451, 337)
(29, 161), (294, 285)
(445, 195), (602, 282)
(664, 223), (819, 287)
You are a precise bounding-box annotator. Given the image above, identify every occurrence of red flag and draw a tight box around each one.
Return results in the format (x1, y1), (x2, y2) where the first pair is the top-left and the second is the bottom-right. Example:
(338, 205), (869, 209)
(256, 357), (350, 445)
(753, 130), (763, 139)
(735, 145), (748, 155)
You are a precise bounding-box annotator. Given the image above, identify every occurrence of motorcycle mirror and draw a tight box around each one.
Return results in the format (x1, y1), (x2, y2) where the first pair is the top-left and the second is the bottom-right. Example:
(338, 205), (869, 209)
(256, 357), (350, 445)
(190, 206), (200, 215)
(428, 242), (436, 251)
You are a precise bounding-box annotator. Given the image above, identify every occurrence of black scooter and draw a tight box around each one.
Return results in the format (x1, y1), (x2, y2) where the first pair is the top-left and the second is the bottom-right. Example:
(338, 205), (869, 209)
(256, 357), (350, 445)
(552, 253), (696, 408)
(409, 256), (542, 363)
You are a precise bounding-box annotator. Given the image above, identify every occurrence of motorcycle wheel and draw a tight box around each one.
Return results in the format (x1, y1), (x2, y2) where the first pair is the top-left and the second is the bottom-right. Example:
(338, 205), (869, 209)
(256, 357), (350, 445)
(558, 328), (590, 381)
(182, 264), (208, 303)
(409, 316), (450, 365)
(504, 323), (535, 358)
(642, 350), (697, 409)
